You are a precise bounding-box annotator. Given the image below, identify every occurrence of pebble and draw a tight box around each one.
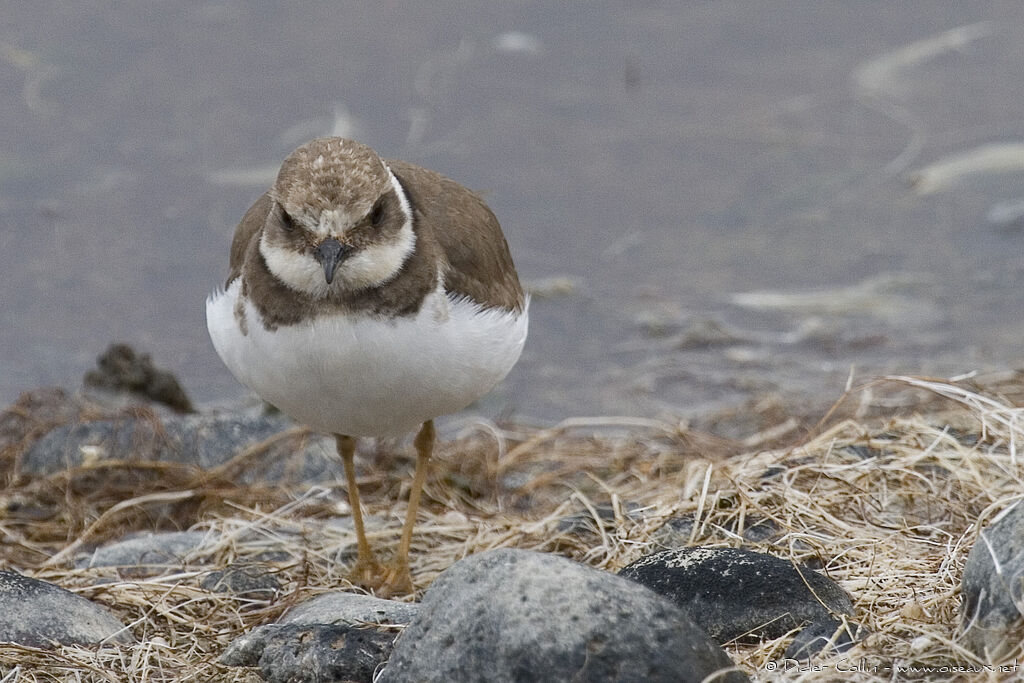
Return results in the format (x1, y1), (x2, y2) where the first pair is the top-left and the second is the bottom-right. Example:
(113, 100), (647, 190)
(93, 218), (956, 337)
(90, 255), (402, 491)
(0, 569), (133, 647)
(378, 548), (747, 683)
(200, 563), (281, 600)
(960, 500), (1024, 660)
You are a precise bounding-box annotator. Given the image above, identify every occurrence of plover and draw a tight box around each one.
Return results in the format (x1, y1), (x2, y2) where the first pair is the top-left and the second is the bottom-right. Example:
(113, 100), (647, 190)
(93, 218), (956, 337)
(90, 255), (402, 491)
(207, 137), (528, 593)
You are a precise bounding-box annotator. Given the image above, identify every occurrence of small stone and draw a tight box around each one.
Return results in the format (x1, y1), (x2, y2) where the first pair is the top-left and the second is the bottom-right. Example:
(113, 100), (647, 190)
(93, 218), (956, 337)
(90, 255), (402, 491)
(283, 592), (418, 627)
(200, 563), (280, 600)
(619, 546), (853, 642)
(379, 548), (747, 683)
(555, 502), (641, 536)
(960, 500), (1024, 660)
(649, 516), (695, 548)
(784, 618), (866, 660)
(649, 515), (780, 548)
(220, 623), (395, 683)
(0, 569), (133, 647)
(81, 530), (213, 573)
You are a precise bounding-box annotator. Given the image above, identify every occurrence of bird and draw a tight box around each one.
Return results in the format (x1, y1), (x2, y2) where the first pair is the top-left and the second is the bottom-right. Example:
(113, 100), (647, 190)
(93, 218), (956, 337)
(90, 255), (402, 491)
(206, 137), (528, 594)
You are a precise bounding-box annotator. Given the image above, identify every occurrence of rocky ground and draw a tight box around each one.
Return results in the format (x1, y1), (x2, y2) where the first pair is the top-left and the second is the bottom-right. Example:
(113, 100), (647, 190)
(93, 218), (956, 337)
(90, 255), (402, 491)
(0, 346), (1022, 681)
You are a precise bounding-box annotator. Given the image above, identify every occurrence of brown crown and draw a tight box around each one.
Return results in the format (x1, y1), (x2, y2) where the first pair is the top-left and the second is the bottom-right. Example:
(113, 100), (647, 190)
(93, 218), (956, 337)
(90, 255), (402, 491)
(271, 137), (390, 224)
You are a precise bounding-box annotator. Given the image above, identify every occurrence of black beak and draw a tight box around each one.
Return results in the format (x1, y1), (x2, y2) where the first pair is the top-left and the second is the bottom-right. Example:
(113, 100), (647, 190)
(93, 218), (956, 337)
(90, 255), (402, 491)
(313, 238), (349, 284)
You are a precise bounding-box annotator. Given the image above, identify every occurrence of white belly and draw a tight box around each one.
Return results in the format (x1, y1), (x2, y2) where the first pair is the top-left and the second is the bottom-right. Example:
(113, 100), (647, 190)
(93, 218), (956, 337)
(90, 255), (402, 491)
(206, 280), (528, 437)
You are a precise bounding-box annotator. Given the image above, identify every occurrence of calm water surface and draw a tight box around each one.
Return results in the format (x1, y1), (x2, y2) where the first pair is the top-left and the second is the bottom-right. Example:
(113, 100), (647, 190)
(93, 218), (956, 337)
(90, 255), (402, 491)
(3, 2), (1024, 424)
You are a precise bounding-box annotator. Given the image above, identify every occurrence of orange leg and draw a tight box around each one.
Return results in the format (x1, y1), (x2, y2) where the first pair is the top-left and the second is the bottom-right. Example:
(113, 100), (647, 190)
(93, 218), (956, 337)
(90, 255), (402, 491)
(381, 419), (435, 594)
(336, 434), (384, 585)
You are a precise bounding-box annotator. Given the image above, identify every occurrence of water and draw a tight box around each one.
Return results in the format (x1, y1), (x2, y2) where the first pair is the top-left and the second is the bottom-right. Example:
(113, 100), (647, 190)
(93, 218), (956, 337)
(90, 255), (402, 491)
(3, 2), (1024, 424)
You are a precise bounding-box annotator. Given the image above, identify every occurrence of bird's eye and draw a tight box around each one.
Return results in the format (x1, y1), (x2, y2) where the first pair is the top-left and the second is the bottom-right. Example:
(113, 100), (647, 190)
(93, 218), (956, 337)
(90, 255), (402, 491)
(369, 199), (385, 227)
(279, 207), (297, 231)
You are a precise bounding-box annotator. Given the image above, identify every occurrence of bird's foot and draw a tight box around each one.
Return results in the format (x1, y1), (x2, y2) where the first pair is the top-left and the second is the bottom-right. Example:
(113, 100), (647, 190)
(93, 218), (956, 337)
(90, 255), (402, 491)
(376, 560), (413, 597)
(347, 556), (414, 597)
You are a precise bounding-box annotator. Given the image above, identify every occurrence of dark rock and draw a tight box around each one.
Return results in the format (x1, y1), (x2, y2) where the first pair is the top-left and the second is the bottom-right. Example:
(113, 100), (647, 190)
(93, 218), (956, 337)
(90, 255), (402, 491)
(0, 569), (133, 646)
(783, 618), (866, 660)
(200, 563), (280, 600)
(84, 343), (194, 413)
(649, 516), (696, 547)
(650, 515), (781, 548)
(80, 530), (213, 572)
(282, 592), (418, 627)
(961, 500), (1024, 660)
(842, 444), (883, 460)
(739, 517), (782, 544)
(220, 593), (413, 682)
(619, 546), (853, 642)
(556, 502), (641, 536)
(220, 623), (395, 683)
(22, 413), (335, 485)
(379, 548), (747, 683)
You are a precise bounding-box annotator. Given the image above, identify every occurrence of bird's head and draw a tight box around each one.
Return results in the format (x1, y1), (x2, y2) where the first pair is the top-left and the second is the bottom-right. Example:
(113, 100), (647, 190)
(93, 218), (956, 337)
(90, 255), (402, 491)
(259, 137), (414, 297)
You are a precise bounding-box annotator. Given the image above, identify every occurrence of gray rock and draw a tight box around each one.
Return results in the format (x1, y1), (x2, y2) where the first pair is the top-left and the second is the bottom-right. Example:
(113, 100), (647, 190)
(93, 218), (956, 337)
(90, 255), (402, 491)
(200, 563), (280, 600)
(80, 530), (214, 571)
(22, 413), (336, 484)
(556, 502), (641, 536)
(783, 618), (866, 660)
(0, 569), (133, 646)
(379, 548), (747, 683)
(220, 593), (414, 681)
(220, 623), (395, 683)
(283, 592), (418, 627)
(650, 515), (781, 548)
(619, 546), (853, 642)
(0, 388), (82, 461)
(961, 500), (1024, 660)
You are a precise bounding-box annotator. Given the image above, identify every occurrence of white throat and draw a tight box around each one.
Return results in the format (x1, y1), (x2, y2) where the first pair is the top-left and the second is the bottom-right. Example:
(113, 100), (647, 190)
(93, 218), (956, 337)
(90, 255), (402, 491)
(259, 166), (416, 297)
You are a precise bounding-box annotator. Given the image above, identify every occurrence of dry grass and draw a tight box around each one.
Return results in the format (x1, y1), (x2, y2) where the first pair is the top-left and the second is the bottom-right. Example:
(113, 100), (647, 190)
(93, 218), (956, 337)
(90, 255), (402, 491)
(1, 375), (1023, 681)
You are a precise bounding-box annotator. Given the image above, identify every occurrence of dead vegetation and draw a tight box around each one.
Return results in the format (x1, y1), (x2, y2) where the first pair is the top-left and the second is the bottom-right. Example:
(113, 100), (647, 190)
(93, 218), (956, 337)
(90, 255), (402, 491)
(0, 374), (1022, 681)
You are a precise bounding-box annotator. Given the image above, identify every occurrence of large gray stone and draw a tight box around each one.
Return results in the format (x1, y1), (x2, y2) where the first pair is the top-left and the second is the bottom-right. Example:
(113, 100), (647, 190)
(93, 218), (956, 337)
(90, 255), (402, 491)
(619, 547), (854, 642)
(0, 569), (133, 647)
(22, 413), (336, 484)
(379, 548), (747, 683)
(0, 388), (82, 461)
(79, 530), (214, 571)
(961, 500), (1024, 660)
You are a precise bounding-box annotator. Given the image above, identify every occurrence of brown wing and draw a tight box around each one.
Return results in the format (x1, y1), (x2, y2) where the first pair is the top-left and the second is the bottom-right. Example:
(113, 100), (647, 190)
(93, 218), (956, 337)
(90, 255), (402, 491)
(226, 192), (273, 286)
(387, 160), (524, 313)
